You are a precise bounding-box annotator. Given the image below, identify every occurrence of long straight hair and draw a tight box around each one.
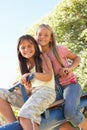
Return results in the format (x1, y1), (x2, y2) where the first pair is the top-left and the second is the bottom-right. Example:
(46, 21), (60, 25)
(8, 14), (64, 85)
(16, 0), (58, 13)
(17, 34), (43, 75)
(36, 24), (64, 67)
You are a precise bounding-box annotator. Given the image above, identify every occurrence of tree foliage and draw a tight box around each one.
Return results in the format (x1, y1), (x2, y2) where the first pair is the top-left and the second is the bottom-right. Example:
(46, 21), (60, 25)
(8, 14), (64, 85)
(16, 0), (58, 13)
(26, 0), (87, 90)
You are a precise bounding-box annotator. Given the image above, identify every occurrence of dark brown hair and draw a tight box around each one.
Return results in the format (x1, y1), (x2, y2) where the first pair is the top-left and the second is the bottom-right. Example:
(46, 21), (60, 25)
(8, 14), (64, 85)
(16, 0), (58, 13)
(17, 34), (42, 74)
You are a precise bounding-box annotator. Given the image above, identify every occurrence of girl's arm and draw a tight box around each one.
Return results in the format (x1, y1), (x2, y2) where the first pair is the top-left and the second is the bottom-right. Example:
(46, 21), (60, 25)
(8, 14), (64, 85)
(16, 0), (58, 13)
(59, 49), (81, 78)
(67, 50), (81, 71)
(34, 53), (53, 81)
(20, 53), (53, 83)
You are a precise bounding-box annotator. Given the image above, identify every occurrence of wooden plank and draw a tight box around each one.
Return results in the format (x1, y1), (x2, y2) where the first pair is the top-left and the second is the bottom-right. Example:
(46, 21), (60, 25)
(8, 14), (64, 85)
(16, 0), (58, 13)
(49, 99), (64, 109)
(49, 92), (87, 109)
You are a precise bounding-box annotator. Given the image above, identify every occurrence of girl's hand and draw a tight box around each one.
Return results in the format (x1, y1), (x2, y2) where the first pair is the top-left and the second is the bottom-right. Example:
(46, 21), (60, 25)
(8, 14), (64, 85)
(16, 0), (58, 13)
(59, 67), (71, 78)
(15, 82), (31, 96)
(20, 73), (29, 84)
(20, 73), (32, 90)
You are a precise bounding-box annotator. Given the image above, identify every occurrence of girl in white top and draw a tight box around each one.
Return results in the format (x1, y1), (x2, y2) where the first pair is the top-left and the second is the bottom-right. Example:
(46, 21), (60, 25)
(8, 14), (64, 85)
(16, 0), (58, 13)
(17, 34), (56, 130)
(0, 34), (55, 130)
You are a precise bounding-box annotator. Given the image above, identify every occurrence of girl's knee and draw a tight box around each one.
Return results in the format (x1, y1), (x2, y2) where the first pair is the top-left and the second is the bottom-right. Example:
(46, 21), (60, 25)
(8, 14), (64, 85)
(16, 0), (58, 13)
(64, 107), (76, 119)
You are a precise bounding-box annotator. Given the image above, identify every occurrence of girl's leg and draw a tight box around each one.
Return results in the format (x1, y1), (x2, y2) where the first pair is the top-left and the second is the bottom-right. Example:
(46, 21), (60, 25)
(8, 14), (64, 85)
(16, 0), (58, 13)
(0, 88), (23, 123)
(19, 117), (39, 130)
(18, 87), (55, 130)
(0, 98), (16, 123)
(78, 118), (87, 130)
(59, 122), (77, 130)
(63, 83), (84, 126)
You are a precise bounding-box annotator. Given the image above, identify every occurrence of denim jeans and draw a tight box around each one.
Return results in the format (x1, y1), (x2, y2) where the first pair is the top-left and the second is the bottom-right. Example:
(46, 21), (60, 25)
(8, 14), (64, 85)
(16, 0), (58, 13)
(63, 83), (84, 126)
(55, 79), (84, 126)
(55, 76), (63, 100)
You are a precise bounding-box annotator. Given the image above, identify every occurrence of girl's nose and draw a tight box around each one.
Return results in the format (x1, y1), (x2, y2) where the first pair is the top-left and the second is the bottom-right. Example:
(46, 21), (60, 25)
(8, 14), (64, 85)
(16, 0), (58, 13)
(40, 35), (45, 39)
(25, 48), (28, 51)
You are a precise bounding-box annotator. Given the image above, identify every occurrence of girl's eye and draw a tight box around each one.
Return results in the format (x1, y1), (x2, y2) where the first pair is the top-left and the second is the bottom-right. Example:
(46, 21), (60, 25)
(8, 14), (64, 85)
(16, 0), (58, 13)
(21, 46), (25, 50)
(20, 45), (32, 50)
(38, 34), (49, 37)
(28, 44), (33, 48)
(45, 34), (49, 37)
(37, 33), (42, 35)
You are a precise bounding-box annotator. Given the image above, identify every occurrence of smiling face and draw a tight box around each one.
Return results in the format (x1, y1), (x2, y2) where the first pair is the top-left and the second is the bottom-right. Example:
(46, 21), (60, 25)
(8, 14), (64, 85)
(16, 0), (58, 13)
(36, 27), (52, 48)
(19, 39), (35, 59)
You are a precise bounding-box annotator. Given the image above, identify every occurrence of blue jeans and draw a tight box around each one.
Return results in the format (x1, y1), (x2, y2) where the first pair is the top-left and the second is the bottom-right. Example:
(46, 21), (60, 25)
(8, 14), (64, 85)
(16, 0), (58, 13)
(56, 82), (84, 126)
(63, 83), (84, 126)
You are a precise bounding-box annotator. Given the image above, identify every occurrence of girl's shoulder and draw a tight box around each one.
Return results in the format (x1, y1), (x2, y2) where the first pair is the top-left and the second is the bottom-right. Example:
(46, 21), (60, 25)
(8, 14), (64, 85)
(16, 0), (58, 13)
(56, 45), (69, 55)
(56, 45), (67, 50)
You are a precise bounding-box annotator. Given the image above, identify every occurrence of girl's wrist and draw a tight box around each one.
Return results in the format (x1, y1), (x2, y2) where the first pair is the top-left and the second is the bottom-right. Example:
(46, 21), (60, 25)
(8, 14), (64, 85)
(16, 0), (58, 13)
(27, 73), (35, 81)
(31, 73), (35, 78)
(30, 73), (35, 79)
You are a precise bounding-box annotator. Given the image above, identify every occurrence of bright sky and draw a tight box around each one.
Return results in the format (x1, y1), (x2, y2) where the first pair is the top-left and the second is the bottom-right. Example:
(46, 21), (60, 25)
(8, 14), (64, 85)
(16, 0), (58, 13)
(0, 0), (60, 88)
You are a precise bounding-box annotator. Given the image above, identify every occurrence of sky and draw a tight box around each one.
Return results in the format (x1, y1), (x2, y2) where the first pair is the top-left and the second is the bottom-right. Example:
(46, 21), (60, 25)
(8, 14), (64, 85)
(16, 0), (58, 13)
(0, 0), (60, 88)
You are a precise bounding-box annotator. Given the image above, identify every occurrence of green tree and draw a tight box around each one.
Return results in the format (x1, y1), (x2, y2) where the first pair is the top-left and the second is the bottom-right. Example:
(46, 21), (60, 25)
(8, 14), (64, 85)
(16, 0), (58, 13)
(26, 0), (87, 90)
